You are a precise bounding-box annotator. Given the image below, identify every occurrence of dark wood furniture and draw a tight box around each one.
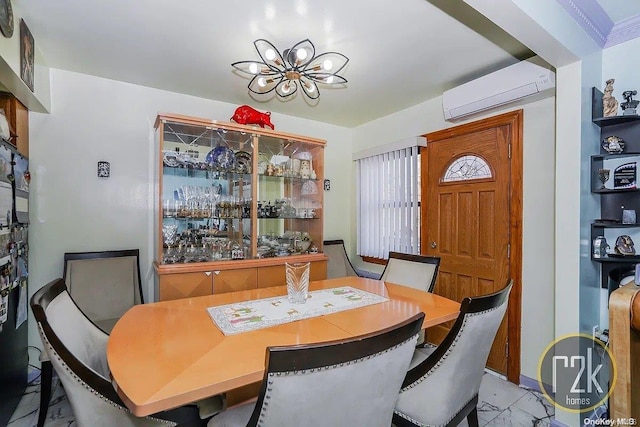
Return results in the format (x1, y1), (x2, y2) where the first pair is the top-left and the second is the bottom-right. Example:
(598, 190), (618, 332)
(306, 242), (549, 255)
(38, 249), (143, 427)
(0, 92), (28, 157)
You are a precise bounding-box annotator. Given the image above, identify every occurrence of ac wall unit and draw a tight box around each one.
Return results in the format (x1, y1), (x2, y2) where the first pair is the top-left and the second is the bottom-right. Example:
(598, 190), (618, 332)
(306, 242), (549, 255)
(442, 58), (555, 121)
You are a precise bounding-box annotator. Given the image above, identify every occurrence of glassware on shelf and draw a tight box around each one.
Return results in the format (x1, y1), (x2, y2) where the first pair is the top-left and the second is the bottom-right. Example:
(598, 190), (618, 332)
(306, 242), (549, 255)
(598, 168), (610, 189)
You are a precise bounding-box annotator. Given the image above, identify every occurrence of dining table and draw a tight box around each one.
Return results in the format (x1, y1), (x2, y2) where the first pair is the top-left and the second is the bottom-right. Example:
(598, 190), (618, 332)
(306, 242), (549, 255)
(107, 276), (461, 417)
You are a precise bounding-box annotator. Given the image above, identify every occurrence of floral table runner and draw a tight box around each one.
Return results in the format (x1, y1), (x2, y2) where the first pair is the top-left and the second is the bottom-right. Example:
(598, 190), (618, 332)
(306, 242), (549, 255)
(207, 286), (389, 335)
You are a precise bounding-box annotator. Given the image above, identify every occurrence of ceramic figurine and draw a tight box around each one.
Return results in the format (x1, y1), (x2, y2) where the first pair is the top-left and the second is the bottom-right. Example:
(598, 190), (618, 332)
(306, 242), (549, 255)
(603, 79), (619, 117)
(300, 160), (311, 179)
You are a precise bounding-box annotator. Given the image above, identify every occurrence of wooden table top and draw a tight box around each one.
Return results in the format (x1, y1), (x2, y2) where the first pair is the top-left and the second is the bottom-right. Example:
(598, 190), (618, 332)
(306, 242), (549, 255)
(107, 277), (460, 416)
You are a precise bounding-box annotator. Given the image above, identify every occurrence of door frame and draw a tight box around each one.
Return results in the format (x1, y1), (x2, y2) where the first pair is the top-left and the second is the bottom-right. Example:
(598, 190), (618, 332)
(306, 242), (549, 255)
(420, 110), (523, 384)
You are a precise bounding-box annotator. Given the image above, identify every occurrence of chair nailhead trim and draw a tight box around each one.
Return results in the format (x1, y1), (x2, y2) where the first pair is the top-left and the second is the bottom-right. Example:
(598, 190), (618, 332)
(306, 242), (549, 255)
(257, 333), (419, 424)
(37, 323), (176, 426)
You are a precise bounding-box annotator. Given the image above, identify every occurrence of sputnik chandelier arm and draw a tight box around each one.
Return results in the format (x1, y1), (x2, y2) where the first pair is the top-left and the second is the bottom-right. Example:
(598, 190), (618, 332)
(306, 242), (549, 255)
(232, 38), (349, 100)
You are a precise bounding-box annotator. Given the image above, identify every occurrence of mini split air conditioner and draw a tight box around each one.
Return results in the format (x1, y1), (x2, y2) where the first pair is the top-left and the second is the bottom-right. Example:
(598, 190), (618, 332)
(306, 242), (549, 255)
(442, 58), (555, 121)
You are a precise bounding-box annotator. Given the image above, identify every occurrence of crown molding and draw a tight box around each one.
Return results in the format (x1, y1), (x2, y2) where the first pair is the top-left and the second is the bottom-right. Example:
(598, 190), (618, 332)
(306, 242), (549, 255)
(556, 0), (613, 48)
(605, 14), (640, 47)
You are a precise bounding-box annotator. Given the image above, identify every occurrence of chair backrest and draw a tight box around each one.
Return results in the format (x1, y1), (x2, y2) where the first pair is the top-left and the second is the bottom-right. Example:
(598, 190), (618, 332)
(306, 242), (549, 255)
(380, 252), (440, 292)
(393, 281), (512, 427)
(63, 249), (142, 332)
(246, 312), (425, 427)
(323, 239), (359, 279)
(30, 278), (171, 427)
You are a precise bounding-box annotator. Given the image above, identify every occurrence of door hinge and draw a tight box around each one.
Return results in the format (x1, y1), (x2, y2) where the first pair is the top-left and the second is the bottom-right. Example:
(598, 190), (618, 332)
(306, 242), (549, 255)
(507, 243), (511, 259)
(508, 143), (512, 159)
(505, 342), (509, 358)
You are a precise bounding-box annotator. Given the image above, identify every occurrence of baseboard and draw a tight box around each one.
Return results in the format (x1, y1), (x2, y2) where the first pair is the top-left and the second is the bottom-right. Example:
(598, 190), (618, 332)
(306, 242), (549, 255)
(519, 374), (550, 394)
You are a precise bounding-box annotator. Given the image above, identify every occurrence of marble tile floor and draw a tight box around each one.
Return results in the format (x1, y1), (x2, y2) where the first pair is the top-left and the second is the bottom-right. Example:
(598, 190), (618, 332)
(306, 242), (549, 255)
(7, 372), (554, 427)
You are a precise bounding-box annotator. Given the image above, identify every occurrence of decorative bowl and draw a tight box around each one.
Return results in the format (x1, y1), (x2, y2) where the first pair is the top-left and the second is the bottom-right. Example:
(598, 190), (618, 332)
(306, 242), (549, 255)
(206, 146), (236, 170)
(235, 150), (252, 173)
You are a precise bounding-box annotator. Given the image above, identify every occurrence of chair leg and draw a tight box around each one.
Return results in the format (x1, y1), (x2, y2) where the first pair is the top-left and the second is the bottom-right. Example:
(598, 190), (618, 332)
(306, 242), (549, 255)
(38, 360), (53, 427)
(466, 407), (479, 427)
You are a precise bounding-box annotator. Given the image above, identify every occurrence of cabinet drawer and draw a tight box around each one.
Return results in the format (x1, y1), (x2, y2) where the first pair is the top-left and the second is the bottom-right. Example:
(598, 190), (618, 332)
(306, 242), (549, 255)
(159, 271), (213, 301)
(213, 268), (257, 294)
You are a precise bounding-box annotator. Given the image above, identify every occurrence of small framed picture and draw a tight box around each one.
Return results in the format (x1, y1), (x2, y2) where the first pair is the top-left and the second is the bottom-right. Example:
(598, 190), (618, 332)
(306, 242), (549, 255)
(19, 19), (34, 92)
(97, 161), (110, 178)
(324, 179), (330, 191)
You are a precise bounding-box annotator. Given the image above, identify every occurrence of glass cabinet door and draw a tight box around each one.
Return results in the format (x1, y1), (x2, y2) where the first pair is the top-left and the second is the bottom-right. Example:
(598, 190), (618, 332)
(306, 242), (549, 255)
(255, 135), (324, 258)
(160, 120), (254, 264)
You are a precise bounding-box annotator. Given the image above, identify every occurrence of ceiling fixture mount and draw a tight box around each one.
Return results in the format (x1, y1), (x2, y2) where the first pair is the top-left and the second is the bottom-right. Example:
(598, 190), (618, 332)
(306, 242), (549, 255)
(232, 39), (349, 100)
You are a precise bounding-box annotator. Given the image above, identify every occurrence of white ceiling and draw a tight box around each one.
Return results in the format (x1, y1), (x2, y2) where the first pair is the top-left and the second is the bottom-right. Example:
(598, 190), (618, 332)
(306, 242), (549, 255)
(13, 0), (639, 128)
(595, 0), (640, 23)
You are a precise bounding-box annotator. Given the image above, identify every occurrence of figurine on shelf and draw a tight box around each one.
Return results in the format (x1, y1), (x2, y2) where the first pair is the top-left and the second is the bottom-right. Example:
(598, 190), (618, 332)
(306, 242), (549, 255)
(621, 90), (639, 116)
(300, 160), (311, 179)
(265, 163), (275, 176)
(603, 78), (619, 117)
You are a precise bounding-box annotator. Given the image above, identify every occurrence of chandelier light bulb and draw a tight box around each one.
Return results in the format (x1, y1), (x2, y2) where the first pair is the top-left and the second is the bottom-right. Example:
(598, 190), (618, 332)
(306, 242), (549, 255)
(323, 59), (333, 71)
(282, 83), (290, 94)
(265, 48), (276, 61)
(307, 83), (315, 93)
(257, 77), (267, 87)
(296, 48), (308, 61)
(325, 75), (334, 84)
(249, 63), (259, 74)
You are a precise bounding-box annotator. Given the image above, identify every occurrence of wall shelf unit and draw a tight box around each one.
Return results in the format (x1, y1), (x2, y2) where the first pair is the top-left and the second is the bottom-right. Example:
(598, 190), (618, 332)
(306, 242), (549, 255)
(591, 88), (640, 292)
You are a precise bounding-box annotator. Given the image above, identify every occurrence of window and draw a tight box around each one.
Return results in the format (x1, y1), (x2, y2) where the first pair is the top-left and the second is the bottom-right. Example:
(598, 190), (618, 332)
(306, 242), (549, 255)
(442, 155), (492, 182)
(355, 142), (422, 260)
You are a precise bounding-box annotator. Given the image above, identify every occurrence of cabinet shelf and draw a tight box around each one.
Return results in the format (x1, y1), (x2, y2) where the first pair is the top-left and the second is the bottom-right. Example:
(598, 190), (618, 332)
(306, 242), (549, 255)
(258, 217), (320, 220)
(593, 255), (640, 263)
(592, 115), (640, 127)
(592, 222), (640, 228)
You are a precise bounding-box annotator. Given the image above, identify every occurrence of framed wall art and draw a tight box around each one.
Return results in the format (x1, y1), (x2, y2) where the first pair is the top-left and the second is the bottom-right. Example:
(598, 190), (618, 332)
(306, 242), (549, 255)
(19, 19), (33, 92)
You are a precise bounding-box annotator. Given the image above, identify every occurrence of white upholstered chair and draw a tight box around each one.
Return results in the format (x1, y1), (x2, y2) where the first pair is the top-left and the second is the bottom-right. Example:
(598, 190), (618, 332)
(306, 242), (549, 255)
(208, 312), (425, 427)
(323, 239), (359, 279)
(380, 252), (440, 293)
(63, 249), (143, 333)
(31, 278), (222, 427)
(38, 249), (144, 427)
(393, 281), (513, 427)
(381, 252), (440, 346)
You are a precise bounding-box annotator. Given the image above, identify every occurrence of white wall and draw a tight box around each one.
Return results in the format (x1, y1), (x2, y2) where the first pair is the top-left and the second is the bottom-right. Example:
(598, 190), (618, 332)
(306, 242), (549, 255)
(602, 37), (640, 102)
(28, 68), (352, 349)
(351, 94), (556, 380)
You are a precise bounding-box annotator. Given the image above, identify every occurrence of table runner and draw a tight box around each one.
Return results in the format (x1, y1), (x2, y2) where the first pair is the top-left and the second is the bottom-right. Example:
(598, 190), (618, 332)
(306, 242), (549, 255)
(207, 286), (389, 335)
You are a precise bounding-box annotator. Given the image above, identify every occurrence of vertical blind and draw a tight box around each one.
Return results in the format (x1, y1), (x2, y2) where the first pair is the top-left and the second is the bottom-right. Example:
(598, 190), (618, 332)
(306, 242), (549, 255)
(356, 146), (421, 259)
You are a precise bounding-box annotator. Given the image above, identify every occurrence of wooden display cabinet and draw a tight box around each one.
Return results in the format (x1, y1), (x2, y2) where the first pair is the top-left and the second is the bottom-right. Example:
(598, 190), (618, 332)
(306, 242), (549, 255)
(0, 93), (28, 157)
(153, 113), (327, 300)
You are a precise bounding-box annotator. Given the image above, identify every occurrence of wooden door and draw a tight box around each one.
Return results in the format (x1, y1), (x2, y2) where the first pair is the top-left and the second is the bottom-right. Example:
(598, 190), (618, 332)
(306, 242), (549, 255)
(422, 111), (522, 382)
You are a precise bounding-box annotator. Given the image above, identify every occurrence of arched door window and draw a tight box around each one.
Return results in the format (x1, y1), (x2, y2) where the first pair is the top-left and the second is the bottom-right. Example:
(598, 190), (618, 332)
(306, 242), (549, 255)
(442, 155), (492, 182)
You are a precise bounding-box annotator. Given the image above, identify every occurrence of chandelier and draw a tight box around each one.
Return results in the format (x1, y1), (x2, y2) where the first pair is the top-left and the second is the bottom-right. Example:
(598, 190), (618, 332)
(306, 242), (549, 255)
(231, 39), (349, 100)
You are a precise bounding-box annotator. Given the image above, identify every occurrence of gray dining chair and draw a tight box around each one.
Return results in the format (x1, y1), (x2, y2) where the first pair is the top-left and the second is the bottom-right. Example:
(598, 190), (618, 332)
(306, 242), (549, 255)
(381, 252), (440, 346)
(380, 252), (440, 293)
(393, 280), (513, 427)
(32, 278), (223, 427)
(323, 239), (360, 279)
(38, 249), (144, 427)
(208, 312), (425, 427)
